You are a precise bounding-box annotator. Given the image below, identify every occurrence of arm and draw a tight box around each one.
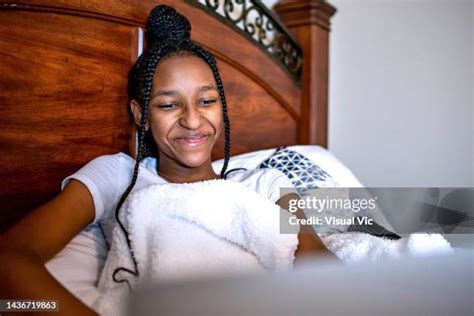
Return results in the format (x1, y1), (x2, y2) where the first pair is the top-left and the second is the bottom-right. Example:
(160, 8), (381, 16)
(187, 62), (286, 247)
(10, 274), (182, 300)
(0, 180), (98, 315)
(276, 193), (339, 263)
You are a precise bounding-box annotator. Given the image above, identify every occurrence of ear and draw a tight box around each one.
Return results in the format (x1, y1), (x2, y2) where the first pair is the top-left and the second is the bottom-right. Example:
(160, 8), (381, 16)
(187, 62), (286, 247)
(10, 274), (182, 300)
(130, 99), (149, 131)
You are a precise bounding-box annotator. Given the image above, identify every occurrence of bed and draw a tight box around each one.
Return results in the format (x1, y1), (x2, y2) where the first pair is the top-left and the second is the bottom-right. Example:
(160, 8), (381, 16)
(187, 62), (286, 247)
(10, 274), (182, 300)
(1, 1), (472, 315)
(0, 0), (336, 232)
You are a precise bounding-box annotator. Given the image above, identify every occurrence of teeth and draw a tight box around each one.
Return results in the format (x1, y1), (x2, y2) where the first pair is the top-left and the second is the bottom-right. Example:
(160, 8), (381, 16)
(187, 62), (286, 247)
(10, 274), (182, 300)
(177, 135), (206, 143)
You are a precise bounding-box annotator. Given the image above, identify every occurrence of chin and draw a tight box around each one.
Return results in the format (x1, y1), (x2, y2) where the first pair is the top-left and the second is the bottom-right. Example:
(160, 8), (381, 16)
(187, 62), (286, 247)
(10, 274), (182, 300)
(178, 154), (211, 168)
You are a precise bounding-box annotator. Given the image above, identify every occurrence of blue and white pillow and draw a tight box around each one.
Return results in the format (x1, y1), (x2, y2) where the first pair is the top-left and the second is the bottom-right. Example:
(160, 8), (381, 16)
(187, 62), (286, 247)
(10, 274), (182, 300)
(258, 147), (400, 239)
(259, 147), (338, 196)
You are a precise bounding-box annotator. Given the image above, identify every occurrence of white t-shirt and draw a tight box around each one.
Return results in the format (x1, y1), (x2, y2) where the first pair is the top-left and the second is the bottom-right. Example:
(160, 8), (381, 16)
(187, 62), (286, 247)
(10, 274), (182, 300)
(62, 153), (296, 225)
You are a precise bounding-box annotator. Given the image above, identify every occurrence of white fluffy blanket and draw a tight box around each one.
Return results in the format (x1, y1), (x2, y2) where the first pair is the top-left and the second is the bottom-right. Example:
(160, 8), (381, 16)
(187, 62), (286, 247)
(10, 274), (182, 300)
(321, 232), (453, 263)
(88, 179), (454, 315)
(92, 180), (298, 316)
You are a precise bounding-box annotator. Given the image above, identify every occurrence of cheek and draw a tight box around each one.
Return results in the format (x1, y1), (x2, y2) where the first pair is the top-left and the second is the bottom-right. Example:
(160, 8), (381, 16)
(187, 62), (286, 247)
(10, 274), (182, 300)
(211, 107), (224, 135)
(148, 114), (173, 144)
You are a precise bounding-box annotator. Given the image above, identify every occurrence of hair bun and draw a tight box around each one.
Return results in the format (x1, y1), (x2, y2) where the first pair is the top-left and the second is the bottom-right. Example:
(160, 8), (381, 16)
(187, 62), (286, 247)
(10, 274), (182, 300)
(146, 5), (191, 44)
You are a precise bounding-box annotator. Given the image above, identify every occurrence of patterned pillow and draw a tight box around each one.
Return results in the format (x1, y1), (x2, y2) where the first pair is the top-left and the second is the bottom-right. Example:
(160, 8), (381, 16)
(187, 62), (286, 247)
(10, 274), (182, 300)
(259, 147), (400, 239)
(259, 147), (338, 196)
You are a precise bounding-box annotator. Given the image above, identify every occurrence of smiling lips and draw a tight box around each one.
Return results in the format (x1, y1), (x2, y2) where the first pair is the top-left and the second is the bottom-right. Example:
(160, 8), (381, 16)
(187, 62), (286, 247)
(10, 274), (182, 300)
(175, 134), (209, 147)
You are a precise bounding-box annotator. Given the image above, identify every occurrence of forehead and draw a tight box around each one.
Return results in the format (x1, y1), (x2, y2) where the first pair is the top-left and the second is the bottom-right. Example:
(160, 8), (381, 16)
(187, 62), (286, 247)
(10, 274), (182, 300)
(152, 55), (215, 89)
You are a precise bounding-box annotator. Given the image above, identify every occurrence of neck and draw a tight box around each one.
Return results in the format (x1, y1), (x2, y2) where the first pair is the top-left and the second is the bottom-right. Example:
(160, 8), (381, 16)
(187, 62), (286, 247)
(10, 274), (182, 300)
(156, 153), (219, 183)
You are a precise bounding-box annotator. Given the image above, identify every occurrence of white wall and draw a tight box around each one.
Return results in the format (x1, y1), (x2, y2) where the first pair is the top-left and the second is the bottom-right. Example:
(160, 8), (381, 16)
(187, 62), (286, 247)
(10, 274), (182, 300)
(328, 0), (472, 187)
(267, 0), (473, 187)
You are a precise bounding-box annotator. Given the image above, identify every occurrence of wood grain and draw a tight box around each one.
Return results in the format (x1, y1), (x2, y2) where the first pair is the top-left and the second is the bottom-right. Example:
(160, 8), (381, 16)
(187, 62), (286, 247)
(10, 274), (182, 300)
(0, 11), (136, 230)
(212, 57), (297, 159)
(274, 0), (336, 147)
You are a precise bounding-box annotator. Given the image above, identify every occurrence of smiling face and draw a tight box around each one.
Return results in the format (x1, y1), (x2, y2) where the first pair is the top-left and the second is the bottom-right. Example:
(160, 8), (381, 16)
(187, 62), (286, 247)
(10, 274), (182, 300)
(131, 54), (223, 172)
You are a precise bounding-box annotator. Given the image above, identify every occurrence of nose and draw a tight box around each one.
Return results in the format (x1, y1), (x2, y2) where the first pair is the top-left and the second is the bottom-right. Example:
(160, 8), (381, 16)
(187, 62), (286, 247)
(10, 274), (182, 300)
(179, 104), (202, 130)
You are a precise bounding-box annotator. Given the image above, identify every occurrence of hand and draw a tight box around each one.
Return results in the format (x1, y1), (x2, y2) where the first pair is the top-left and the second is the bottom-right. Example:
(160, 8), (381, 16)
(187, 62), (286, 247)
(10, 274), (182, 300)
(276, 193), (340, 263)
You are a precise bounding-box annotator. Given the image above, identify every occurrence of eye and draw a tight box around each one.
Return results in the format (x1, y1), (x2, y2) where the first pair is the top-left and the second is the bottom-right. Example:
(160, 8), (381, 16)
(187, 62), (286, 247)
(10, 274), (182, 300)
(157, 103), (178, 111)
(199, 99), (217, 107)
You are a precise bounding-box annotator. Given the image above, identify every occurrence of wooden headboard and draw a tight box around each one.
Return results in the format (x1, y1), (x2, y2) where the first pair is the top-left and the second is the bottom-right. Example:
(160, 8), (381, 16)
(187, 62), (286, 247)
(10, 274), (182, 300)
(0, 0), (336, 231)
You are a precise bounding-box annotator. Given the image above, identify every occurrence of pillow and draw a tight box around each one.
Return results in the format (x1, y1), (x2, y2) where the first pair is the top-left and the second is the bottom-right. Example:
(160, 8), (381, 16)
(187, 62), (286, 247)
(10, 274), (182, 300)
(287, 146), (363, 187)
(45, 223), (107, 309)
(213, 146), (397, 236)
(259, 147), (339, 195)
(212, 145), (363, 187)
(212, 148), (276, 172)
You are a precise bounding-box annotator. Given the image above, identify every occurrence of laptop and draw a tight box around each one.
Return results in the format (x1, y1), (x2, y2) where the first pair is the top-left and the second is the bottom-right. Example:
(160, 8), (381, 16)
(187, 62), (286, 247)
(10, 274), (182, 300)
(127, 249), (473, 316)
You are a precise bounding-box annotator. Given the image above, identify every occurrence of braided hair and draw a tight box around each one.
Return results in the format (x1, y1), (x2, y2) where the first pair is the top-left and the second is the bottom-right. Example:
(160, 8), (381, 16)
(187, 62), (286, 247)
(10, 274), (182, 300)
(112, 5), (231, 290)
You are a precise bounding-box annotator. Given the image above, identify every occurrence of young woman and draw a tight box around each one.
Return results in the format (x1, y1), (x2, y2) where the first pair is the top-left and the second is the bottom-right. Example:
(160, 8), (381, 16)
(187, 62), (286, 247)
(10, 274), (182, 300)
(0, 5), (335, 315)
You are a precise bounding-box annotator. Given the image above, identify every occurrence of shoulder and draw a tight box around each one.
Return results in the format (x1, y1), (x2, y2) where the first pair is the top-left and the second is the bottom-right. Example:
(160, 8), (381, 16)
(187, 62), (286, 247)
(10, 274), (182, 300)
(226, 168), (290, 184)
(79, 153), (157, 174)
(60, 153), (139, 194)
(226, 168), (295, 203)
(69, 153), (130, 176)
(83, 152), (132, 167)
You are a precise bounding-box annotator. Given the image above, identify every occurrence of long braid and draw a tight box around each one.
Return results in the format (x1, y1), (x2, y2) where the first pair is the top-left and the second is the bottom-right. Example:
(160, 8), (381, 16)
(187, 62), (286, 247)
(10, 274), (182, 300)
(112, 46), (162, 290)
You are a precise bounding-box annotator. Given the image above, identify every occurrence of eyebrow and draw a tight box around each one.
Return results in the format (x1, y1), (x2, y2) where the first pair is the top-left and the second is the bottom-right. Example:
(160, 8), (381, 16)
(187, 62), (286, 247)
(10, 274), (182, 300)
(151, 85), (218, 99)
(153, 89), (178, 98)
(196, 85), (218, 93)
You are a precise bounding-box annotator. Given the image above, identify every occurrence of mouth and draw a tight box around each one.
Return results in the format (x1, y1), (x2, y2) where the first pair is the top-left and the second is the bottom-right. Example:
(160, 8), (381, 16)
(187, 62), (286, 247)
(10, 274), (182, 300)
(174, 134), (210, 147)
